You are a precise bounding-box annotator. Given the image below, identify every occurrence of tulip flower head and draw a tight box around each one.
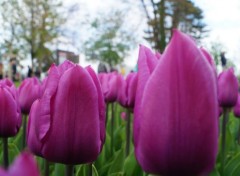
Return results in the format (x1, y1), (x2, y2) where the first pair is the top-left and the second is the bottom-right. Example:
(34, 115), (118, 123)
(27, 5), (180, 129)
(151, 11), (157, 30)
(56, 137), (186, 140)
(0, 79), (21, 137)
(18, 77), (42, 114)
(218, 68), (238, 107)
(27, 60), (105, 165)
(134, 30), (218, 175)
(124, 72), (138, 108)
(99, 72), (119, 103)
(116, 73), (127, 107)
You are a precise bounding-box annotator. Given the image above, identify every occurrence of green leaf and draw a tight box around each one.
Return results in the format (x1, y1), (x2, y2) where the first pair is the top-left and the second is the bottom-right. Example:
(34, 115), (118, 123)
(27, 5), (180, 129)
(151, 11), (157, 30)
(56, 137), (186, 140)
(92, 164), (99, 176)
(123, 152), (144, 176)
(224, 152), (240, 175)
(108, 172), (124, 176)
(53, 163), (65, 176)
(209, 167), (220, 176)
(108, 149), (125, 174)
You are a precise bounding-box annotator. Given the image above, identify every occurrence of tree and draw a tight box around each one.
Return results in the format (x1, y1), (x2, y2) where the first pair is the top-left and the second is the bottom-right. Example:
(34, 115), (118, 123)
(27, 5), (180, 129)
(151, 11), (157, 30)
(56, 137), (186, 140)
(140, 0), (207, 52)
(0, 0), (65, 72)
(84, 10), (137, 70)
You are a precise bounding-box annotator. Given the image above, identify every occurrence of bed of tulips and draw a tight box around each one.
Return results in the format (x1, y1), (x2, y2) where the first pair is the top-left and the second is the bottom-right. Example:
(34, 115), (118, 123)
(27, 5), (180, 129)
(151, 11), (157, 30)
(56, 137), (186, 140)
(1, 30), (240, 176)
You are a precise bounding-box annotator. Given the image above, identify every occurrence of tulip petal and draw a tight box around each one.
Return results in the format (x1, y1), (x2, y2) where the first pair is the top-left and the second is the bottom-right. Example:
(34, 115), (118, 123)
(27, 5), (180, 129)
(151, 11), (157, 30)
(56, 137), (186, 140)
(58, 60), (74, 75)
(38, 65), (60, 141)
(27, 100), (43, 157)
(134, 45), (158, 145)
(86, 66), (106, 148)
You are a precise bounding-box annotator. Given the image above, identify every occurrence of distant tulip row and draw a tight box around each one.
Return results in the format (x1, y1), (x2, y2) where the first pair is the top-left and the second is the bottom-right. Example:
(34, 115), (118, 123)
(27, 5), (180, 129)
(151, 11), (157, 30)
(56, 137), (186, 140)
(0, 29), (239, 176)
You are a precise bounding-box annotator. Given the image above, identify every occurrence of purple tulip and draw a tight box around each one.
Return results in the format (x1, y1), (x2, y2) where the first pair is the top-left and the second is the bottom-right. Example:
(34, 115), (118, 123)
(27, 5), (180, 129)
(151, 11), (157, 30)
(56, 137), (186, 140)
(18, 77), (42, 114)
(218, 68), (238, 107)
(134, 30), (218, 175)
(116, 73), (127, 107)
(0, 79), (21, 137)
(124, 72), (138, 108)
(98, 72), (119, 103)
(27, 60), (105, 164)
(0, 152), (40, 176)
(234, 94), (240, 117)
(98, 73), (109, 98)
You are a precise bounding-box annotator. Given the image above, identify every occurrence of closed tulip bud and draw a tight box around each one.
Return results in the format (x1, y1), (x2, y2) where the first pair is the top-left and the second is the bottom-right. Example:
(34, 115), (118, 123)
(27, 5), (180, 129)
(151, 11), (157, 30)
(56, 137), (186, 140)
(218, 68), (238, 107)
(0, 79), (21, 137)
(18, 77), (42, 114)
(125, 72), (138, 108)
(98, 73), (109, 97)
(27, 60), (105, 165)
(234, 94), (240, 117)
(134, 30), (218, 175)
(116, 73), (127, 107)
(99, 72), (119, 102)
(0, 152), (40, 176)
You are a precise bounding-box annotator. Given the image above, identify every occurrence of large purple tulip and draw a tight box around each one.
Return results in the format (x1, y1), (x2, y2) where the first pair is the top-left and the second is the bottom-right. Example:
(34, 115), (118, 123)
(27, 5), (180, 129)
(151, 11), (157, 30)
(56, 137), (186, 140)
(0, 152), (40, 176)
(218, 68), (238, 107)
(134, 30), (218, 175)
(18, 77), (42, 114)
(234, 94), (240, 117)
(0, 79), (21, 137)
(27, 60), (105, 164)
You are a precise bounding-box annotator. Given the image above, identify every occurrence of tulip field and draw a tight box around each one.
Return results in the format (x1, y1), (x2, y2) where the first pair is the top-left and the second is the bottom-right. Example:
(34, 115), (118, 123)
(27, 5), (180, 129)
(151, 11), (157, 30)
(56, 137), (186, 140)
(1, 30), (240, 176)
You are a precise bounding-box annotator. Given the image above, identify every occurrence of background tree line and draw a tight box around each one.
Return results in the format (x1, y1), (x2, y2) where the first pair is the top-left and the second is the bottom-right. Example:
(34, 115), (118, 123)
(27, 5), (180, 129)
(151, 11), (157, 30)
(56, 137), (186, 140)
(0, 0), (215, 74)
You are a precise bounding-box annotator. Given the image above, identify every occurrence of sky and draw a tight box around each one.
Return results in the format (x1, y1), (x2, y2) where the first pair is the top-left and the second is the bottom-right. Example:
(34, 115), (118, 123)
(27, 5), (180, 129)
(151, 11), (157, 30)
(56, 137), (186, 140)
(65, 0), (240, 73)
(194, 0), (240, 72)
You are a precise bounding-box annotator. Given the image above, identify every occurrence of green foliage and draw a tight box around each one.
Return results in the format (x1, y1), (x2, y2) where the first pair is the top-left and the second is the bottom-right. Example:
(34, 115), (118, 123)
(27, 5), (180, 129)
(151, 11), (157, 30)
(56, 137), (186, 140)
(84, 10), (137, 68)
(0, 0), (65, 71)
(140, 0), (207, 52)
(212, 113), (240, 176)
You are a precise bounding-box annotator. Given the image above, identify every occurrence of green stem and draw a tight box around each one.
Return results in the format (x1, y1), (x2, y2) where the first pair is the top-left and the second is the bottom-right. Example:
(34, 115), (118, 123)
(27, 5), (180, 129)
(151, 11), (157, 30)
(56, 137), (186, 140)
(221, 108), (229, 174)
(111, 103), (115, 155)
(3, 137), (8, 168)
(238, 119), (240, 145)
(65, 165), (74, 176)
(22, 114), (27, 149)
(45, 159), (49, 176)
(125, 109), (131, 156)
(88, 163), (92, 176)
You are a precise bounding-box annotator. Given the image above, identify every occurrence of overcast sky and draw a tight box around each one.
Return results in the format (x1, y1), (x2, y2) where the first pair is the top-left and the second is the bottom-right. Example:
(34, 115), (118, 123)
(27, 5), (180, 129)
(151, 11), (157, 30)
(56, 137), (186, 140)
(65, 0), (240, 73)
(195, 0), (240, 72)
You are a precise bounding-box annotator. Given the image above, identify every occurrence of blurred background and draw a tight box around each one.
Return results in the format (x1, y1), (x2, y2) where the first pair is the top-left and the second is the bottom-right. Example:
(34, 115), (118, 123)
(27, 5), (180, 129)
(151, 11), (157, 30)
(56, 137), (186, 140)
(0, 0), (240, 81)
